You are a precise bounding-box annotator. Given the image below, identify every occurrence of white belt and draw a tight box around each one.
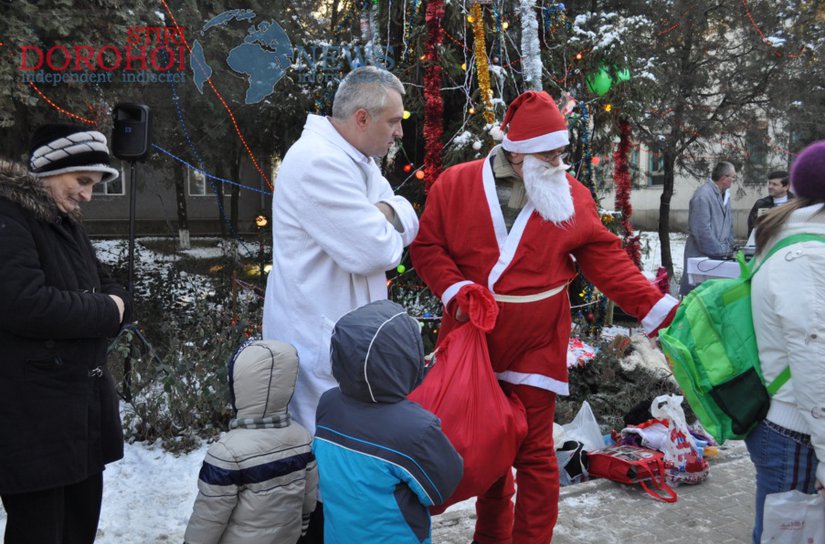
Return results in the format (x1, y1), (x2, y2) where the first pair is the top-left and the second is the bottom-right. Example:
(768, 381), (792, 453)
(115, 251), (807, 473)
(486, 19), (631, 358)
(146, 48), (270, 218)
(492, 283), (568, 303)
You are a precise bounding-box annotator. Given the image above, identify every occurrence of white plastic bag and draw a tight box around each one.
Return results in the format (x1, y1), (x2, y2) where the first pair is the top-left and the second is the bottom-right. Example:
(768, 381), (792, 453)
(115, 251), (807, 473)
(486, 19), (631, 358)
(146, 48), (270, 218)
(650, 394), (709, 484)
(762, 490), (825, 544)
(561, 401), (604, 453)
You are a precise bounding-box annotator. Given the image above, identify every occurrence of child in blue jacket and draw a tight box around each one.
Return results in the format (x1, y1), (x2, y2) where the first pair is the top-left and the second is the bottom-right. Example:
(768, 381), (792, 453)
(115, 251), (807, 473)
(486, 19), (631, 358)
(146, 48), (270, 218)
(314, 300), (463, 544)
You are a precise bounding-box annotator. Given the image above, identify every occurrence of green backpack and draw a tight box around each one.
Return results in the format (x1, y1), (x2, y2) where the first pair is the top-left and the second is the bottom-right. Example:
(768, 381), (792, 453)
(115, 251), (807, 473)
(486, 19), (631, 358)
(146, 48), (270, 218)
(659, 233), (825, 444)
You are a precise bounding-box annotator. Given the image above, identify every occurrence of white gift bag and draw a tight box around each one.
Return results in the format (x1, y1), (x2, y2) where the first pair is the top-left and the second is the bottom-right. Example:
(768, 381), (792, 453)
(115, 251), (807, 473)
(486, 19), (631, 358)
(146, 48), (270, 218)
(761, 490), (825, 544)
(561, 401), (604, 453)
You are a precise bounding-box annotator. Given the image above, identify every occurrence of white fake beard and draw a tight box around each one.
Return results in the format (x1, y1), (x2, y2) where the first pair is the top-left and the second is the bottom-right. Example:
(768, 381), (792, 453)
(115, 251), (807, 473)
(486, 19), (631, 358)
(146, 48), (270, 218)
(522, 155), (575, 225)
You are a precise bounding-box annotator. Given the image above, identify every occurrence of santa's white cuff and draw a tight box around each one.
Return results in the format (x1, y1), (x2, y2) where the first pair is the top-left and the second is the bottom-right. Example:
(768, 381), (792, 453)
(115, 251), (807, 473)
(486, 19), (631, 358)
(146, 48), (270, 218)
(442, 280), (474, 309)
(641, 294), (679, 335)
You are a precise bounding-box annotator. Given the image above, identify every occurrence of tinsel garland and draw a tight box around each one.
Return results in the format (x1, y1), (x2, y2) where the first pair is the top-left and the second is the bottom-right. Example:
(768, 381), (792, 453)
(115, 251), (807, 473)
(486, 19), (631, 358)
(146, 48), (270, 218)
(518, 0), (542, 91)
(578, 102), (596, 200)
(492, 1), (503, 68)
(470, 3), (495, 124)
(613, 119), (641, 268)
(423, 0), (445, 189)
(356, 0), (381, 66)
(402, 0), (422, 63)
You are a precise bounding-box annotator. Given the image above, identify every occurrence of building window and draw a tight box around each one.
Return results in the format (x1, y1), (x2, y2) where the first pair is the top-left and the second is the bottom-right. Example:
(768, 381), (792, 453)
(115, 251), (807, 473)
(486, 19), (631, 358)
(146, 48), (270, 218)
(92, 169), (125, 195)
(628, 148), (643, 187)
(647, 150), (665, 186)
(188, 167), (209, 196)
(745, 126), (769, 184)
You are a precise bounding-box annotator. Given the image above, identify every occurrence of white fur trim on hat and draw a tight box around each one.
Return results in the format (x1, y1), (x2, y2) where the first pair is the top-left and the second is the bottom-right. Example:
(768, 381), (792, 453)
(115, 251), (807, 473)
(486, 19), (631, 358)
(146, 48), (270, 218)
(502, 130), (569, 154)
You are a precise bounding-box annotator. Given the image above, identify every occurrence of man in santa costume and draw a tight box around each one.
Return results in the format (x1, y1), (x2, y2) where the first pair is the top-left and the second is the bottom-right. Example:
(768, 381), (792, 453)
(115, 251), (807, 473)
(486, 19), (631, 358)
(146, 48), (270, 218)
(410, 90), (679, 543)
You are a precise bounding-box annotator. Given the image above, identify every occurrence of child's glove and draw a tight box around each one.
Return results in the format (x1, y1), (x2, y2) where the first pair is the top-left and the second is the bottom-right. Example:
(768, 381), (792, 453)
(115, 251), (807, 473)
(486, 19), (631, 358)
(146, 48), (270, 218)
(455, 283), (499, 332)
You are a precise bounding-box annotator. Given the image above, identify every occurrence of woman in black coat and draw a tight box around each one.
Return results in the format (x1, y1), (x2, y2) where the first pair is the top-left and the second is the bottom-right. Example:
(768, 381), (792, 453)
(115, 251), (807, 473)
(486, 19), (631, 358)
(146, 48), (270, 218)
(0, 124), (129, 544)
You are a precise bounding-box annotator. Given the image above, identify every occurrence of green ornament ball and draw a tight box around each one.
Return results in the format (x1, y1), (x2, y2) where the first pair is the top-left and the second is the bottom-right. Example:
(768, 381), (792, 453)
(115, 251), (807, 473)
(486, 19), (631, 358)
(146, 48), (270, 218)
(586, 68), (613, 96)
(396, 264), (406, 274)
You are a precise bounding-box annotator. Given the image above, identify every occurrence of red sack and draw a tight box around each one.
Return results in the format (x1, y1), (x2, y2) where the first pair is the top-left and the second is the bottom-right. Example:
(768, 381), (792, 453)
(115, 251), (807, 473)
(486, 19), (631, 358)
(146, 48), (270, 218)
(587, 445), (678, 503)
(409, 322), (527, 514)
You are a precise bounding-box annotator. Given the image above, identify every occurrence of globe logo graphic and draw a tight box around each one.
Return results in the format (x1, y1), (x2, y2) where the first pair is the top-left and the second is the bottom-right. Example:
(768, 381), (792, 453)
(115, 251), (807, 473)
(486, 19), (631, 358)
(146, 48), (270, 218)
(190, 9), (293, 104)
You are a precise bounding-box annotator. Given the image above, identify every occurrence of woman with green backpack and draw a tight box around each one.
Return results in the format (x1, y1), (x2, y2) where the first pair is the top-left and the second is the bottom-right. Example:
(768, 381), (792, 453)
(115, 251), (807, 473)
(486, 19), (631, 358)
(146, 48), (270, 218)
(747, 139), (825, 543)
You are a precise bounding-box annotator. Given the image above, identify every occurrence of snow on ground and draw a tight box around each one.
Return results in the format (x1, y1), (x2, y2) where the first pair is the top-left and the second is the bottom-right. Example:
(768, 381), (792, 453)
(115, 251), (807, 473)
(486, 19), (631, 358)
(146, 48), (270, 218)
(0, 232), (687, 541)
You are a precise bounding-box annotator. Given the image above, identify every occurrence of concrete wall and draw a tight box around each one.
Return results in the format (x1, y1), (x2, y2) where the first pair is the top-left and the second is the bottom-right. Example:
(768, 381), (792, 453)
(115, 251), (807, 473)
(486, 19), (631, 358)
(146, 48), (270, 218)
(606, 180), (768, 240)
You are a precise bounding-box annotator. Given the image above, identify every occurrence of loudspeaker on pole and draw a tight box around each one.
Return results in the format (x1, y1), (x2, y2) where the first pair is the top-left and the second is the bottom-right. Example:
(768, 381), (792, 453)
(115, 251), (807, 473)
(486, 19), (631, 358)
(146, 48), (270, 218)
(112, 103), (151, 161)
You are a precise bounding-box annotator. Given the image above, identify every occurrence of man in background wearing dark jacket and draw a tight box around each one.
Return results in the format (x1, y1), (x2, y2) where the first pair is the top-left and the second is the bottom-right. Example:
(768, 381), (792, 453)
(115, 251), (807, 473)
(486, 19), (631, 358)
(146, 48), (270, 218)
(747, 170), (793, 236)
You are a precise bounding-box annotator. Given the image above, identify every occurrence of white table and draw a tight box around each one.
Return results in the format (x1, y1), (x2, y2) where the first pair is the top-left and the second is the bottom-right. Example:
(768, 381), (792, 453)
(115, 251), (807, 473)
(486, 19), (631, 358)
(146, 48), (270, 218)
(686, 257), (742, 284)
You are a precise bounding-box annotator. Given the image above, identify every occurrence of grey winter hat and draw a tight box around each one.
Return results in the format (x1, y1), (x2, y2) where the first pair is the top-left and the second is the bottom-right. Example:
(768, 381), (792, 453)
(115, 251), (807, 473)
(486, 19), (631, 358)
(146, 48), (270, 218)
(28, 123), (119, 183)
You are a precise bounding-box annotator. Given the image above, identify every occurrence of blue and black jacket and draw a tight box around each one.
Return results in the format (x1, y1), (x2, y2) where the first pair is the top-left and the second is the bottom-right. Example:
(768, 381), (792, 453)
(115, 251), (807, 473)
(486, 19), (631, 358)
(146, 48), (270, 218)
(314, 300), (463, 544)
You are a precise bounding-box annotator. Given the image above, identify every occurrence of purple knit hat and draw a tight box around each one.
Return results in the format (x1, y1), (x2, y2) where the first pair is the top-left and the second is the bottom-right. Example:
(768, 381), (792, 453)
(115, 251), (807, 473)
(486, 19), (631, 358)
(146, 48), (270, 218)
(790, 140), (825, 199)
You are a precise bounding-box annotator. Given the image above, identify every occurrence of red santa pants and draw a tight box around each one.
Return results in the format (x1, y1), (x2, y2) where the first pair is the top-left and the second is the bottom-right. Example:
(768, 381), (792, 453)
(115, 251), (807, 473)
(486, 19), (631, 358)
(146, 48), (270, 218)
(473, 383), (559, 544)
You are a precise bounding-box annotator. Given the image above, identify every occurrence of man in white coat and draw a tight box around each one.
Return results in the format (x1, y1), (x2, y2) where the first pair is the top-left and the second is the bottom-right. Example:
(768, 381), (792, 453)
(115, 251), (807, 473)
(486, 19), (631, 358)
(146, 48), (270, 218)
(262, 66), (419, 543)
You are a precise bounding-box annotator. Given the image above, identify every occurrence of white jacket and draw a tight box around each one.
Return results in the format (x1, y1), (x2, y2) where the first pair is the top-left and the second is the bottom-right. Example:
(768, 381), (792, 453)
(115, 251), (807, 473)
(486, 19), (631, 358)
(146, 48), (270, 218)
(184, 341), (317, 544)
(751, 203), (825, 485)
(263, 114), (418, 435)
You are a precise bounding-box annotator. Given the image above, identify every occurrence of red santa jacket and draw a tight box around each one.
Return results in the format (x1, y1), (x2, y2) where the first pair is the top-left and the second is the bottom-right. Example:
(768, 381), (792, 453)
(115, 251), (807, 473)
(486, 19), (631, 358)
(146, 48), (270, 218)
(410, 154), (677, 394)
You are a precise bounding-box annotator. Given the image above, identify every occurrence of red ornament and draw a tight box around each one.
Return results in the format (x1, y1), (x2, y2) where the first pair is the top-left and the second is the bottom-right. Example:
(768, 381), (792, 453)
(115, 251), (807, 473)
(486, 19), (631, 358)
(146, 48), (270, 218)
(415, 170), (425, 180)
(403, 163), (413, 173)
(591, 156), (601, 165)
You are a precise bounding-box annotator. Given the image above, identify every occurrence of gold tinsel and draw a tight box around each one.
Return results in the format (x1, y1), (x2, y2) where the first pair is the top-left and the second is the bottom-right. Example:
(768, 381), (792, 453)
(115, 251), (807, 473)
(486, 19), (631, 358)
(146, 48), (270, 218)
(470, 3), (495, 124)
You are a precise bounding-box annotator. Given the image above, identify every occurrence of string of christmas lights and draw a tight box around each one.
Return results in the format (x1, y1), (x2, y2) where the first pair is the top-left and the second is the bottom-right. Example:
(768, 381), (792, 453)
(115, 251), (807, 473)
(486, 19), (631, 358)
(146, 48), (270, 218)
(28, 83), (96, 125)
(158, 0), (272, 189)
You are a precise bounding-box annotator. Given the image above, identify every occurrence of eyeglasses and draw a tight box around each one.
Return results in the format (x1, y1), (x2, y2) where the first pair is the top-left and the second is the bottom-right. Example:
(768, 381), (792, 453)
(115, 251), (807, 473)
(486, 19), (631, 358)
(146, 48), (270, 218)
(533, 148), (569, 162)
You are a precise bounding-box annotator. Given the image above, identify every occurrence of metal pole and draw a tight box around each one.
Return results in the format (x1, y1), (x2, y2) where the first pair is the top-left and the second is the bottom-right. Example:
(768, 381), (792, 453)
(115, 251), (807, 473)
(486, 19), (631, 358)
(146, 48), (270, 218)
(127, 160), (138, 298)
(124, 160), (138, 403)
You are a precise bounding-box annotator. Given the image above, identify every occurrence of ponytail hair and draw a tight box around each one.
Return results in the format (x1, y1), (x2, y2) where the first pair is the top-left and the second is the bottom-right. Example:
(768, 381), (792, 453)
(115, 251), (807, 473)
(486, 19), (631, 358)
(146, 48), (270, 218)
(755, 198), (825, 253)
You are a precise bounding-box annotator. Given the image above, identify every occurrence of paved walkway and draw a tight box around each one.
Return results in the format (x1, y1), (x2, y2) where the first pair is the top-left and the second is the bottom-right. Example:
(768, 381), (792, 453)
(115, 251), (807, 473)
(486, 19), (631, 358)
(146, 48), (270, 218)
(432, 440), (755, 543)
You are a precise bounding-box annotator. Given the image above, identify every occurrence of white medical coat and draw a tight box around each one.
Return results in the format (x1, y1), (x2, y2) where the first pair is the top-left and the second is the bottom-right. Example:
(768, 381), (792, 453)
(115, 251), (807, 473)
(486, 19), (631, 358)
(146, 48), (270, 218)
(263, 114), (418, 434)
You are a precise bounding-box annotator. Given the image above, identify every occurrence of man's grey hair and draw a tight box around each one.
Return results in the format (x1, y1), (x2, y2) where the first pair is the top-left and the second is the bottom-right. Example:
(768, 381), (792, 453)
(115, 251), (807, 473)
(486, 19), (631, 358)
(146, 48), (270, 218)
(711, 161), (736, 181)
(332, 66), (405, 120)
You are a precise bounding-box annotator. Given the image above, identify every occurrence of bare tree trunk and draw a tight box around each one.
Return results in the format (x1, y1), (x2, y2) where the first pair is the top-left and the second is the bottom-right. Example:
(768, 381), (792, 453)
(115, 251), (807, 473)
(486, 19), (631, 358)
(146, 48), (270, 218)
(215, 162), (227, 239)
(230, 161), (240, 236)
(658, 150), (676, 279)
(173, 164), (190, 249)
(330, 0), (340, 36)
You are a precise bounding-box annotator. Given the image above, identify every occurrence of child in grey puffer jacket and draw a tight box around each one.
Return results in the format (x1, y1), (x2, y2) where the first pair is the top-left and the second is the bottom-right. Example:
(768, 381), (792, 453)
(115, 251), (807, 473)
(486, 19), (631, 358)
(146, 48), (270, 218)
(185, 340), (318, 544)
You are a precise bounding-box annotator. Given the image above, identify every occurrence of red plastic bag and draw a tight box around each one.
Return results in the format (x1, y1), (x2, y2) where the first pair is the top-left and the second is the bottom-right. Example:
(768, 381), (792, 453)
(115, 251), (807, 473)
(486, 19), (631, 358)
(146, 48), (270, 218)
(409, 321), (527, 514)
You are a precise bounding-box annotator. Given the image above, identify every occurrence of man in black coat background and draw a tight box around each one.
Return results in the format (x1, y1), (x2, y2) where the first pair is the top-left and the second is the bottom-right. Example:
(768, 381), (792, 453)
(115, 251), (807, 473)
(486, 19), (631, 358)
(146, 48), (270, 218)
(747, 170), (793, 236)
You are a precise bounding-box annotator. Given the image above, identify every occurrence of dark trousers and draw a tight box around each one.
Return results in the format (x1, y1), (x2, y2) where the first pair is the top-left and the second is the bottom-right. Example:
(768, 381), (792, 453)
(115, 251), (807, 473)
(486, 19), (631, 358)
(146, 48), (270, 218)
(1, 473), (103, 544)
(297, 501), (324, 544)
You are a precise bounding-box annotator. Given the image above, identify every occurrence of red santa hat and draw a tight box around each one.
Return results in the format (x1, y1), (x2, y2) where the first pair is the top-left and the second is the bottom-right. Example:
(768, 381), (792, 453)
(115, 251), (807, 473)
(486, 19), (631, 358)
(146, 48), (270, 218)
(501, 91), (569, 154)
